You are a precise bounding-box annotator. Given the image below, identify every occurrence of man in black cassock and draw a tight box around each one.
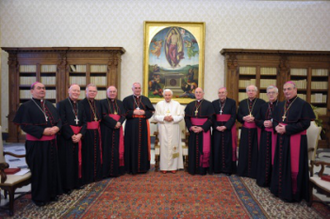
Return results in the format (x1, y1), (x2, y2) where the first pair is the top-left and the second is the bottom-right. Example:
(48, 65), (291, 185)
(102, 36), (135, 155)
(123, 82), (154, 174)
(13, 82), (62, 206)
(271, 81), (315, 202)
(185, 87), (214, 175)
(255, 85), (278, 187)
(57, 84), (86, 193)
(237, 85), (265, 178)
(100, 86), (126, 177)
(212, 87), (237, 175)
(80, 84), (103, 184)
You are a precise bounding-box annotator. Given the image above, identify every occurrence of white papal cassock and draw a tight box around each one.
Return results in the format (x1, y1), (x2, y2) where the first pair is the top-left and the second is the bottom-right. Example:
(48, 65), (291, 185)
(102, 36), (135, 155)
(154, 99), (184, 171)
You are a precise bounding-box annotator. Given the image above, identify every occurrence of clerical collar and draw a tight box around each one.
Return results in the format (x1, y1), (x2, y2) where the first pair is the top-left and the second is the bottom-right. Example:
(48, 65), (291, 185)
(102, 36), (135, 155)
(287, 96), (297, 103)
(32, 98), (43, 102)
(196, 99), (203, 102)
(69, 97), (77, 103)
(219, 98), (226, 103)
(108, 98), (115, 102)
(134, 95), (140, 98)
(270, 100), (277, 105)
(248, 98), (255, 102)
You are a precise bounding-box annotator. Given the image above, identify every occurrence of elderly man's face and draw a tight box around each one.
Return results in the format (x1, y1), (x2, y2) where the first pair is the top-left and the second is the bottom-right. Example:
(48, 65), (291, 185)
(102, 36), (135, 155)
(132, 83), (141, 96)
(107, 87), (117, 99)
(31, 82), (46, 99)
(218, 88), (227, 101)
(86, 86), (98, 99)
(266, 88), (278, 102)
(246, 86), (257, 99)
(283, 83), (297, 100)
(164, 91), (172, 102)
(195, 88), (204, 100)
(69, 85), (81, 101)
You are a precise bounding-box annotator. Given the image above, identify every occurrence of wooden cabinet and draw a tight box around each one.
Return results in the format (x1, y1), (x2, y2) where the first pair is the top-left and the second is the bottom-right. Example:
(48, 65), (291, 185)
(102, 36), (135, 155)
(2, 47), (125, 142)
(221, 49), (330, 148)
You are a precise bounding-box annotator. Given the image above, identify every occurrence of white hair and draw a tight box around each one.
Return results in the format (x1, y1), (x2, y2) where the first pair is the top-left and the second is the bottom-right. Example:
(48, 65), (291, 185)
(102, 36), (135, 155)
(266, 85), (278, 93)
(163, 89), (173, 96)
(246, 85), (258, 92)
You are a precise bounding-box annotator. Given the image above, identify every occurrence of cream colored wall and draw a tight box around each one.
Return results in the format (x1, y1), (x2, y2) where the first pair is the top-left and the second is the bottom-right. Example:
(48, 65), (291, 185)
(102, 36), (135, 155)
(1, 0), (330, 132)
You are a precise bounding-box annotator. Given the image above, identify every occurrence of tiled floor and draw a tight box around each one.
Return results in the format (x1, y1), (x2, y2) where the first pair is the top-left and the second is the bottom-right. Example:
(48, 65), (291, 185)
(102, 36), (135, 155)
(0, 142), (329, 208)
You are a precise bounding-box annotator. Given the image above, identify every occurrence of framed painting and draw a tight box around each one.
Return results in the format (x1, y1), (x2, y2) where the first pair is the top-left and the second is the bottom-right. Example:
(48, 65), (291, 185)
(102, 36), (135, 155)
(143, 21), (206, 104)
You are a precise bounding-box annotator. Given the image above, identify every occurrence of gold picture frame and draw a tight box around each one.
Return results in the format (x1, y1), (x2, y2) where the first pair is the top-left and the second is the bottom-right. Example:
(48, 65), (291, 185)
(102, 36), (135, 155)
(143, 21), (205, 104)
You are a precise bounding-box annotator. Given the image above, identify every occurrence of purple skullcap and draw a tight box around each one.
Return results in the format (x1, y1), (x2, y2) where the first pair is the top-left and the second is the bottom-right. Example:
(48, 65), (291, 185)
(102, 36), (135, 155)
(30, 81), (41, 89)
(285, 81), (296, 86)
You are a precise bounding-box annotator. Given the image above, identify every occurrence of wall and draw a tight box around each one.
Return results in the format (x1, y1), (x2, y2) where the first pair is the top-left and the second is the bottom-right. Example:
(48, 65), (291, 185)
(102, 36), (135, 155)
(1, 0), (330, 132)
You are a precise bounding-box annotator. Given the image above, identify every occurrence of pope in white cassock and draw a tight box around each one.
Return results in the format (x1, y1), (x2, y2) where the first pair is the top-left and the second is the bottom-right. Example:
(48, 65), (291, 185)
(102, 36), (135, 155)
(154, 89), (184, 173)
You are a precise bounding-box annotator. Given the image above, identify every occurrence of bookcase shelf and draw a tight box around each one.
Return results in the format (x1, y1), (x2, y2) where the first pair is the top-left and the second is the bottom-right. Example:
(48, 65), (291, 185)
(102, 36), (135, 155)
(221, 48), (330, 149)
(2, 47), (125, 142)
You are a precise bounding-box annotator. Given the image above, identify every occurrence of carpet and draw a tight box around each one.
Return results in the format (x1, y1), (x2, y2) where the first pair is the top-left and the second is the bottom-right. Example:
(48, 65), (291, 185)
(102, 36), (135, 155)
(1, 169), (329, 218)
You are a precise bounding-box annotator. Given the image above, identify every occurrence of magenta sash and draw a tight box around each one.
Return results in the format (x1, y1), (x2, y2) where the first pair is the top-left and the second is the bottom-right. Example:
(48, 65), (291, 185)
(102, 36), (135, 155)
(280, 123), (307, 194)
(243, 121), (261, 150)
(191, 118), (211, 167)
(216, 114), (237, 161)
(109, 114), (124, 166)
(87, 121), (103, 164)
(70, 125), (83, 178)
(26, 134), (55, 141)
(265, 127), (277, 165)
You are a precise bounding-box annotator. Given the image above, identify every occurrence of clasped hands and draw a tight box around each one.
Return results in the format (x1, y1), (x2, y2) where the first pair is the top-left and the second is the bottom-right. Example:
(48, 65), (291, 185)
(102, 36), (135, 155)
(133, 109), (145, 116)
(72, 133), (82, 143)
(216, 126), (227, 132)
(191, 126), (203, 133)
(243, 114), (255, 123)
(263, 120), (273, 128)
(43, 126), (59, 136)
(275, 124), (286, 134)
(164, 115), (173, 122)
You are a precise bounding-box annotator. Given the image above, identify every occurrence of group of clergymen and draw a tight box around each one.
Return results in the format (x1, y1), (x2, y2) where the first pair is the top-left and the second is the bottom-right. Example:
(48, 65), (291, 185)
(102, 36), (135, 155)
(13, 80), (314, 207)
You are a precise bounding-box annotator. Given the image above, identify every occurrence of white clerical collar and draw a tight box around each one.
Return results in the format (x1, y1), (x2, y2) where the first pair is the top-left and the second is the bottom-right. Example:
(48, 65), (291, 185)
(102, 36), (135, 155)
(197, 99), (203, 102)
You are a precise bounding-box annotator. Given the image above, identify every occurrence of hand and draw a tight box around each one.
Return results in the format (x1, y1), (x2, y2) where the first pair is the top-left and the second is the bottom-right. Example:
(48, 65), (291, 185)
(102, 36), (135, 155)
(275, 124), (286, 134)
(164, 115), (173, 122)
(264, 120), (272, 128)
(43, 128), (53, 136)
(115, 122), (121, 129)
(218, 126), (227, 132)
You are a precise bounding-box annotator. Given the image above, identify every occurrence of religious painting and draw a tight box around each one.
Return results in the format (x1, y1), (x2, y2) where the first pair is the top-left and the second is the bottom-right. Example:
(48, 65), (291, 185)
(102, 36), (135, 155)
(143, 21), (205, 104)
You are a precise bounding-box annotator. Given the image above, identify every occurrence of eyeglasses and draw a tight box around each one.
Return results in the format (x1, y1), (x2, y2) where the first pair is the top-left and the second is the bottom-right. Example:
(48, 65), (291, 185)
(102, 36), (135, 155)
(267, 92), (276, 95)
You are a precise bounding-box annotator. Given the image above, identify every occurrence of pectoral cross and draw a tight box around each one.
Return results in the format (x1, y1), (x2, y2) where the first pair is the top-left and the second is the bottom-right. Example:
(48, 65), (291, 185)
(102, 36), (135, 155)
(220, 110), (223, 115)
(74, 116), (79, 125)
(282, 115), (286, 122)
(249, 113), (252, 117)
(45, 116), (48, 122)
(195, 110), (198, 116)
(94, 116), (98, 121)
(136, 107), (140, 110)
(114, 111), (118, 115)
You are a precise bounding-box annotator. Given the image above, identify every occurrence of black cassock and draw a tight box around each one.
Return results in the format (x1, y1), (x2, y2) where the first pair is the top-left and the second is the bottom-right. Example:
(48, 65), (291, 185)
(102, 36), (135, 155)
(80, 98), (103, 184)
(255, 100), (278, 187)
(100, 98), (126, 177)
(123, 95), (154, 174)
(13, 98), (62, 203)
(57, 98), (86, 192)
(212, 98), (237, 175)
(270, 96), (314, 202)
(185, 100), (214, 175)
(237, 98), (265, 178)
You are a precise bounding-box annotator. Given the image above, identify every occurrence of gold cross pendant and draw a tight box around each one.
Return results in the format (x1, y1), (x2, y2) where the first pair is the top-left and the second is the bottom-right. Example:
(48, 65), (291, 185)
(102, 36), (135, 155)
(282, 115), (286, 122)
(195, 110), (198, 116)
(94, 117), (98, 121)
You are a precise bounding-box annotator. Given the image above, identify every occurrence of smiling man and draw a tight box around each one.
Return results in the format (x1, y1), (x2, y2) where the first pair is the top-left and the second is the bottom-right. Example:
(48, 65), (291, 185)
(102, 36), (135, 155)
(123, 82), (155, 174)
(255, 85), (278, 187)
(80, 84), (103, 184)
(184, 87), (214, 175)
(154, 89), (184, 174)
(13, 82), (62, 206)
(270, 81), (315, 203)
(100, 86), (126, 177)
(57, 84), (86, 194)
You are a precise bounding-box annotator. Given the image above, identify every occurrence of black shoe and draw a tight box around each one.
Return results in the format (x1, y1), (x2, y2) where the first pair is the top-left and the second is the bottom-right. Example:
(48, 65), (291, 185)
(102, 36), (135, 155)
(64, 189), (73, 195)
(50, 196), (59, 202)
(34, 201), (47, 207)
